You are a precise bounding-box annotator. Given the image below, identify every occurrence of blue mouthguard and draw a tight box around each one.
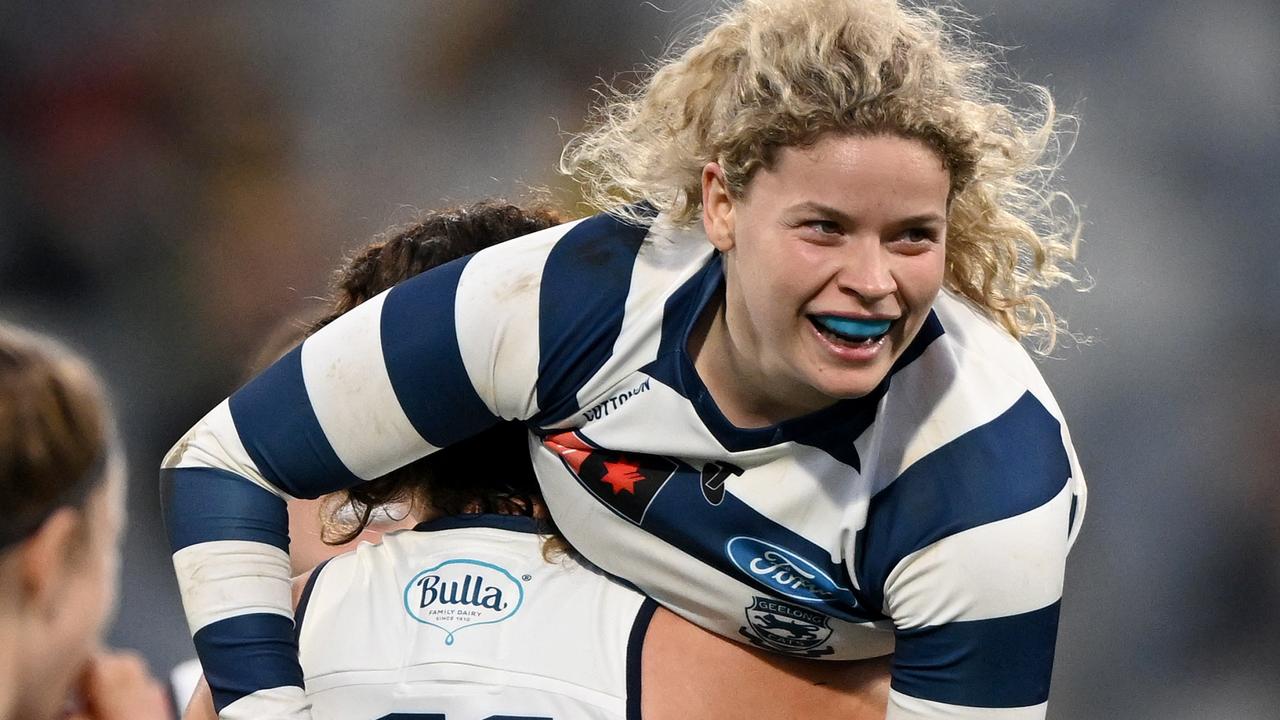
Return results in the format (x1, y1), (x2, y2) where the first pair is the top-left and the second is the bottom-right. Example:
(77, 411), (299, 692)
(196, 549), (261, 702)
(813, 315), (892, 338)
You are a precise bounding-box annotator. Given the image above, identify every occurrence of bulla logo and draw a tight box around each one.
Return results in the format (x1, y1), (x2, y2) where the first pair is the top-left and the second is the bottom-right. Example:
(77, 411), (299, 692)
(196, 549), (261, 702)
(403, 559), (524, 645)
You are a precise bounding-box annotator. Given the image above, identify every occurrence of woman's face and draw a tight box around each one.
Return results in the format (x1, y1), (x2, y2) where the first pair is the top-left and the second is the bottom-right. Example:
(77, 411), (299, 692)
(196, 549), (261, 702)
(15, 462), (125, 719)
(65, 461), (125, 645)
(701, 132), (949, 422)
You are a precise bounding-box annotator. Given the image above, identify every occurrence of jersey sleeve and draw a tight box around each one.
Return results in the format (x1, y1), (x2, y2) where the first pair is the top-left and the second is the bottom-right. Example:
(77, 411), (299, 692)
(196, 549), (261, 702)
(857, 391), (1085, 719)
(160, 224), (570, 718)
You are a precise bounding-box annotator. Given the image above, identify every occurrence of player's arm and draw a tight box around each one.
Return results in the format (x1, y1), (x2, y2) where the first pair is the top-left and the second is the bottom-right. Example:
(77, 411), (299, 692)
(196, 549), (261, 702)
(856, 396), (1083, 719)
(179, 571), (317, 720)
(880, 492), (1075, 717)
(642, 607), (891, 719)
(160, 233), (562, 719)
(880, 520), (1068, 720)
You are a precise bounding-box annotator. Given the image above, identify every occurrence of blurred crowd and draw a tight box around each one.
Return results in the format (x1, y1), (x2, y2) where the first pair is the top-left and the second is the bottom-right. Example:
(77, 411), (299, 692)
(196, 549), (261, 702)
(1, 1), (1276, 718)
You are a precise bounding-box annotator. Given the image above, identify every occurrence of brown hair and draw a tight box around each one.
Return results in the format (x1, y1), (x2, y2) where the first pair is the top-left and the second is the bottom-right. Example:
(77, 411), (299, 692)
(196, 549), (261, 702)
(307, 201), (566, 551)
(0, 322), (113, 551)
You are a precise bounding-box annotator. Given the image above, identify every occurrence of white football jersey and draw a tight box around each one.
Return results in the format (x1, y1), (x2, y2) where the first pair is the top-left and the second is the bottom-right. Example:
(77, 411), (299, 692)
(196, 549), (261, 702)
(165, 209), (1086, 719)
(295, 514), (654, 720)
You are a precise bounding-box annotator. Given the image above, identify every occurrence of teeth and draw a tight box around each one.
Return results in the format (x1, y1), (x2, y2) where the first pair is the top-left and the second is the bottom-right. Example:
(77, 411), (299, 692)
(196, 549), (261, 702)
(812, 315), (891, 341)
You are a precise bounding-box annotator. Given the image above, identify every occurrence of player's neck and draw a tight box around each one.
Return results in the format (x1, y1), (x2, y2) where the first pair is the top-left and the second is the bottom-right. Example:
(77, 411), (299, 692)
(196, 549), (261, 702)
(690, 291), (830, 428)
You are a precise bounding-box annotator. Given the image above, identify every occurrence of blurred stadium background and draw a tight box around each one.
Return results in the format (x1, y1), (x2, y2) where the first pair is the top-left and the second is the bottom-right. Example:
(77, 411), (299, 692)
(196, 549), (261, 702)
(1, 1), (1277, 717)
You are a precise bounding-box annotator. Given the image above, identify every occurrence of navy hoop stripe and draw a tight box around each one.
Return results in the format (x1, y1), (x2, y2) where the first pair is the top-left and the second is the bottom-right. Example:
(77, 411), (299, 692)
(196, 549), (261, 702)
(381, 255), (501, 447)
(229, 345), (362, 498)
(193, 612), (302, 712)
(892, 602), (1061, 708)
(856, 391), (1070, 611)
(533, 213), (649, 425)
(161, 467), (289, 552)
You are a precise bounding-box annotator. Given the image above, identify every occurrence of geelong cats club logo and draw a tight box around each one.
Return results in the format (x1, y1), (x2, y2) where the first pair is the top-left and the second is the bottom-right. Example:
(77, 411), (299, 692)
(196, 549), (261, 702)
(740, 596), (835, 657)
(403, 559), (524, 646)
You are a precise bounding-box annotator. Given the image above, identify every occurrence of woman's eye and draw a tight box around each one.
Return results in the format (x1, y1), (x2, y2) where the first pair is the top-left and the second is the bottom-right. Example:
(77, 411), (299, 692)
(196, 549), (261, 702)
(890, 228), (940, 254)
(804, 220), (841, 234)
(901, 228), (937, 243)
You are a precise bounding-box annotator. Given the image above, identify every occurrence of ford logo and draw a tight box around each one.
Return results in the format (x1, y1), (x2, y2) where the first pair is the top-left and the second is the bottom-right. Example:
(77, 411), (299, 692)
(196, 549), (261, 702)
(726, 537), (841, 602)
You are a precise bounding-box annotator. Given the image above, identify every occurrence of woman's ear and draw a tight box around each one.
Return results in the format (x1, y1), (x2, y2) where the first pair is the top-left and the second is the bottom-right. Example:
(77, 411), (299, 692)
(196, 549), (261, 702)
(701, 162), (736, 253)
(18, 507), (84, 620)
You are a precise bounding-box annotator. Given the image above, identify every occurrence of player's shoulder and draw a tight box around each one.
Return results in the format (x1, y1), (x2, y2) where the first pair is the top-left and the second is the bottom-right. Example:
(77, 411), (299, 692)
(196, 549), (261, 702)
(536, 209), (711, 291)
(485, 210), (714, 425)
(450, 209), (709, 351)
(921, 292), (1070, 455)
(352, 516), (548, 564)
(931, 291), (1045, 386)
(301, 519), (554, 621)
(466, 207), (710, 287)
(857, 302), (1078, 613)
(919, 290), (1069, 427)
(451, 215), (588, 297)
(864, 293), (1075, 549)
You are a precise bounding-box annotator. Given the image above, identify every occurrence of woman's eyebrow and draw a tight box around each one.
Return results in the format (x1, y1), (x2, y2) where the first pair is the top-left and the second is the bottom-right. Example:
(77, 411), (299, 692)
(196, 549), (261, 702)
(788, 201), (946, 227)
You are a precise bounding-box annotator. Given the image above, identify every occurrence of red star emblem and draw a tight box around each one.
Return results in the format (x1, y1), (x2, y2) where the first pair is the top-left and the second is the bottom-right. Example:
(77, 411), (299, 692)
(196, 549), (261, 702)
(600, 457), (644, 495)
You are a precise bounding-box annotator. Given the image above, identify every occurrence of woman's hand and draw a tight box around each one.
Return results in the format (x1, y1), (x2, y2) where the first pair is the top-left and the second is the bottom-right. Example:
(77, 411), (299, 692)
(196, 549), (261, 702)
(66, 651), (173, 720)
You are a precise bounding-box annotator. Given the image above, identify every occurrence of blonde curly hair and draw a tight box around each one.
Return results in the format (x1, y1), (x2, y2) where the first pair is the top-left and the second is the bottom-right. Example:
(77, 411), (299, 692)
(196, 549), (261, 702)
(561, 0), (1082, 351)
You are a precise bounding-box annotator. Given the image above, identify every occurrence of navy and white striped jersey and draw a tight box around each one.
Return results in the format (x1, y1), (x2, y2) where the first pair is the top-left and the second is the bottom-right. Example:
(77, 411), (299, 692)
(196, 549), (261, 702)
(162, 211), (1086, 719)
(293, 514), (653, 720)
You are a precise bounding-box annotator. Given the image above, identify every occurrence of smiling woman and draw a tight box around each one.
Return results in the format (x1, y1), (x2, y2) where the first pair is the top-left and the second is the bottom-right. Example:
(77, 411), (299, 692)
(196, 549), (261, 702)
(696, 133), (952, 424)
(161, 1), (1087, 719)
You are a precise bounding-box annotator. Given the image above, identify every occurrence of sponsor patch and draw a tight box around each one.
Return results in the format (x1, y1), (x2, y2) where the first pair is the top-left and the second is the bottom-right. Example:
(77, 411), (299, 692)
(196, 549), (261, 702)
(740, 596), (835, 657)
(725, 536), (842, 602)
(580, 379), (651, 422)
(403, 559), (524, 646)
(542, 430), (679, 524)
(699, 461), (743, 506)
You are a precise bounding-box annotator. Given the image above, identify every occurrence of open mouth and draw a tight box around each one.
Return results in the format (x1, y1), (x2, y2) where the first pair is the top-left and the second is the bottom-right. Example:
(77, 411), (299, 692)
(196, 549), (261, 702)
(808, 315), (892, 347)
